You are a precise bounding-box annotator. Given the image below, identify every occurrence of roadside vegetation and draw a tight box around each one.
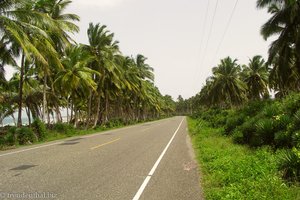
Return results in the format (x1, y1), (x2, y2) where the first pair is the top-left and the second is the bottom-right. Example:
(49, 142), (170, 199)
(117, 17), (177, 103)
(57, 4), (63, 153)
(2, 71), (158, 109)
(180, 0), (300, 199)
(188, 117), (300, 200)
(0, 0), (176, 149)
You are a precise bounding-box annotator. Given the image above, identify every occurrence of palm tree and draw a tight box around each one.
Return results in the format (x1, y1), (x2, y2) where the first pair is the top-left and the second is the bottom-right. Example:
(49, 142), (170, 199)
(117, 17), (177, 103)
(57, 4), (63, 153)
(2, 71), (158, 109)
(85, 23), (121, 127)
(257, 0), (300, 94)
(241, 55), (269, 100)
(28, 0), (80, 122)
(203, 57), (247, 107)
(1, 0), (64, 126)
(54, 45), (98, 127)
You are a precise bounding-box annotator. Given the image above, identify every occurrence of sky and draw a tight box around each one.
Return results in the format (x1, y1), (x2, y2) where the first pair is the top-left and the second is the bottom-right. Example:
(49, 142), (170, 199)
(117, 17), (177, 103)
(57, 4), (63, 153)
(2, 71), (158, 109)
(7, 0), (273, 100)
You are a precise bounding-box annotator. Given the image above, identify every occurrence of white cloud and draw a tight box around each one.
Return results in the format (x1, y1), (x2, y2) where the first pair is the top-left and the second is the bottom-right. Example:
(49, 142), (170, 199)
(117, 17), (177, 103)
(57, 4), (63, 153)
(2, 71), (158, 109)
(73, 0), (125, 7)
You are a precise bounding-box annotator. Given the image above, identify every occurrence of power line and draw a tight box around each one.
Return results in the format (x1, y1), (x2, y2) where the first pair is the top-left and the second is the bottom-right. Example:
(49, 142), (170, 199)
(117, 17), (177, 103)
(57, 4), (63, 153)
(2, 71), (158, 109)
(192, 0), (210, 88)
(210, 0), (240, 66)
(194, 0), (219, 90)
(199, 0), (210, 57)
(202, 0), (219, 61)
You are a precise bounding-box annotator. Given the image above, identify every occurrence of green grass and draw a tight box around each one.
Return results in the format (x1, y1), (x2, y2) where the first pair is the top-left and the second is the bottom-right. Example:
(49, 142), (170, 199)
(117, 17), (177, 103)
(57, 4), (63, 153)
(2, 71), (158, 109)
(0, 117), (165, 150)
(188, 117), (300, 200)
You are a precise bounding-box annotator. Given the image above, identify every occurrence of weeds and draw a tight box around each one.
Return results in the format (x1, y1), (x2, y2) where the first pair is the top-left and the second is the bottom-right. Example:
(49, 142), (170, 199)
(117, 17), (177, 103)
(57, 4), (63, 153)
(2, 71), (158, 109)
(188, 117), (300, 199)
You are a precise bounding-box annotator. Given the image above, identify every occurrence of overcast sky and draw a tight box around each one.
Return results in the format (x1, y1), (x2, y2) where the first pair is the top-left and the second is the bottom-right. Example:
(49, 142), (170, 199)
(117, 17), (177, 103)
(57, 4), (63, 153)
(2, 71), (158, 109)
(6, 0), (272, 100)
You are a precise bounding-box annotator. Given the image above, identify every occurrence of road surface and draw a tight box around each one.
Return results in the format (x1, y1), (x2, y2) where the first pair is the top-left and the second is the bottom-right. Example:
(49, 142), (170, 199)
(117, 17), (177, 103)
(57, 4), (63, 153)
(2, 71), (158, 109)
(0, 117), (202, 200)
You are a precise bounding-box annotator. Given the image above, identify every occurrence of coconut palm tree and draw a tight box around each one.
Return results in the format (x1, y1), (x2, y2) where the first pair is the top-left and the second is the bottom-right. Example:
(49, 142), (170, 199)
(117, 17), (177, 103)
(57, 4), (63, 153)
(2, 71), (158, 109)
(27, 0), (79, 122)
(54, 45), (98, 127)
(1, 0), (64, 126)
(257, 0), (300, 94)
(85, 23), (122, 127)
(241, 55), (269, 100)
(204, 57), (247, 107)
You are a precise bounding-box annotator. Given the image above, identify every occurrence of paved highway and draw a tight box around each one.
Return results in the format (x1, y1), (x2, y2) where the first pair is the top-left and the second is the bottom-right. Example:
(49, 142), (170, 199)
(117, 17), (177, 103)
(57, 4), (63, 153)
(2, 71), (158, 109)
(0, 117), (202, 200)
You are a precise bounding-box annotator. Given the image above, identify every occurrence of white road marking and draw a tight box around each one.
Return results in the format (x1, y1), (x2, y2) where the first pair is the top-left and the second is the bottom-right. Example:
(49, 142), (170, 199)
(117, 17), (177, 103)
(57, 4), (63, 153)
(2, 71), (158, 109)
(0, 142), (63, 157)
(0, 118), (171, 157)
(132, 117), (185, 200)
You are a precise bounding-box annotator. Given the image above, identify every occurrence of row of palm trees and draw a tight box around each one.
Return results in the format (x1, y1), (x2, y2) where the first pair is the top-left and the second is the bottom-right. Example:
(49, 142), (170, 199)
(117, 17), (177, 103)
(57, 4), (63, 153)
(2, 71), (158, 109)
(185, 0), (300, 109)
(0, 0), (176, 128)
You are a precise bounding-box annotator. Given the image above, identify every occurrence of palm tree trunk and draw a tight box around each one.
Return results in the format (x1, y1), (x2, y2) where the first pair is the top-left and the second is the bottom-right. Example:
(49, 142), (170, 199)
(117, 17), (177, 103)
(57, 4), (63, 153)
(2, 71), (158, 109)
(70, 102), (73, 124)
(42, 73), (47, 123)
(11, 114), (16, 126)
(66, 97), (69, 123)
(86, 92), (92, 128)
(17, 53), (25, 127)
(74, 108), (78, 128)
(104, 93), (109, 124)
(26, 105), (31, 127)
(92, 96), (101, 128)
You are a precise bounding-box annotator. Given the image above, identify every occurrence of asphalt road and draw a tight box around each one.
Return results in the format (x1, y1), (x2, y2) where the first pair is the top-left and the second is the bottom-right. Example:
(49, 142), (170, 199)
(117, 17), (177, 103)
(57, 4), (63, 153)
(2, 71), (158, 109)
(0, 116), (202, 200)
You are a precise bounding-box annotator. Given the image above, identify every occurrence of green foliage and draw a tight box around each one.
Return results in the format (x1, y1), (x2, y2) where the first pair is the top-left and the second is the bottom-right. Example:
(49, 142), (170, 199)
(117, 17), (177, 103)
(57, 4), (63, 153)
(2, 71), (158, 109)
(232, 130), (243, 144)
(224, 114), (246, 135)
(32, 118), (47, 140)
(255, 118), (274, 145)
(194, 108), (230, 128)
(188, 118), (300, 199)
(16, 127), (37, 145)
(52, 123), (76, 136)
(278, 147), (300, 182)
(220, 93), (300, 149)
(4, 127), (18, 145)
(105, 118), (124, 128)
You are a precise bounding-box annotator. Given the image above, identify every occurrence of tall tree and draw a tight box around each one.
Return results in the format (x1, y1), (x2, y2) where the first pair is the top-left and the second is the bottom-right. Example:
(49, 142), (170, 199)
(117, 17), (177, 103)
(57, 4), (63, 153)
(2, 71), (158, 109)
(202, 57), (247, 107)
(241, 55), (269, 100)
(257, 0), (300, 95)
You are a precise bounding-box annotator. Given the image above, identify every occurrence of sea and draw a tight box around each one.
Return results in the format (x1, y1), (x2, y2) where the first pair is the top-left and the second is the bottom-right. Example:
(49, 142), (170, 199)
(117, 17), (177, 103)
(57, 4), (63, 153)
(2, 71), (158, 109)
(1, 109), (68, 127)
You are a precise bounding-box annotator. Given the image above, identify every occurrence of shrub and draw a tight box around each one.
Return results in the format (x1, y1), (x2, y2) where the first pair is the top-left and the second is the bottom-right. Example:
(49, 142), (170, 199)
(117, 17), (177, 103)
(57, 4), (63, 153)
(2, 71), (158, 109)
(255, 118), (274, 146)
(239, 119), (257, 145)
(275, 131), (292, 148)
(291, 131), (300, 147)
(262, 103), (281, 118)
(232, 130), (244, 144)
(274, 114), (291, 131)
(32, 118), (47, 140)
(278, 147), (300, 182)
(105, 118), (124, 128)
(0, 135), (5, 146)
(242, 100), (268, 117)
(16, 127), (37, 145)
(53, 123), (76, 136)
(4, 127), (18, 145)
(224, 114), (246, 135)
(281, 93), (300, 115)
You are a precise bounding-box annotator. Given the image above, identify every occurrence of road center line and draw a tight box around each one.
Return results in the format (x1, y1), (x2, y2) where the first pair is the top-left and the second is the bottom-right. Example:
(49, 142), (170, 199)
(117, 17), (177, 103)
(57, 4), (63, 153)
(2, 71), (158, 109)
(132, 117), (185, 200)
(90, 138), (121, 150)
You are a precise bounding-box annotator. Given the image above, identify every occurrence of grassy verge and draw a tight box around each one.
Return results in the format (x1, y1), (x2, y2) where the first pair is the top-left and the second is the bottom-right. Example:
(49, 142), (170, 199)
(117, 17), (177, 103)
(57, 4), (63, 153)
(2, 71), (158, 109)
(187, 117), (300, 200)
(0, 118), (156, 150)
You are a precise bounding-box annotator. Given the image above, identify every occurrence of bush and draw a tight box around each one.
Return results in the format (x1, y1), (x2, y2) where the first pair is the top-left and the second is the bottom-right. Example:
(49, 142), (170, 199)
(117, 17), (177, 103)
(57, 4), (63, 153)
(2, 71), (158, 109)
(105, 118), (124, 128)
(262, 103), (281, 118)
(242, 100), (268, 117)
(279, 147), (300, 182)
(232, 130), (244, 144)
(53, 123), (76, 136)
(224, 113), (246, 135)
(238, 119), (257, 145)
(32, 118), (47, 140)
(281, 93), (300, 115)
(4, 127), (18, 145)
(16, 127), (37, 145)
(275, 130), (292, 148)
(256, 118), (274, 145)
(0, 135), (5, 146)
